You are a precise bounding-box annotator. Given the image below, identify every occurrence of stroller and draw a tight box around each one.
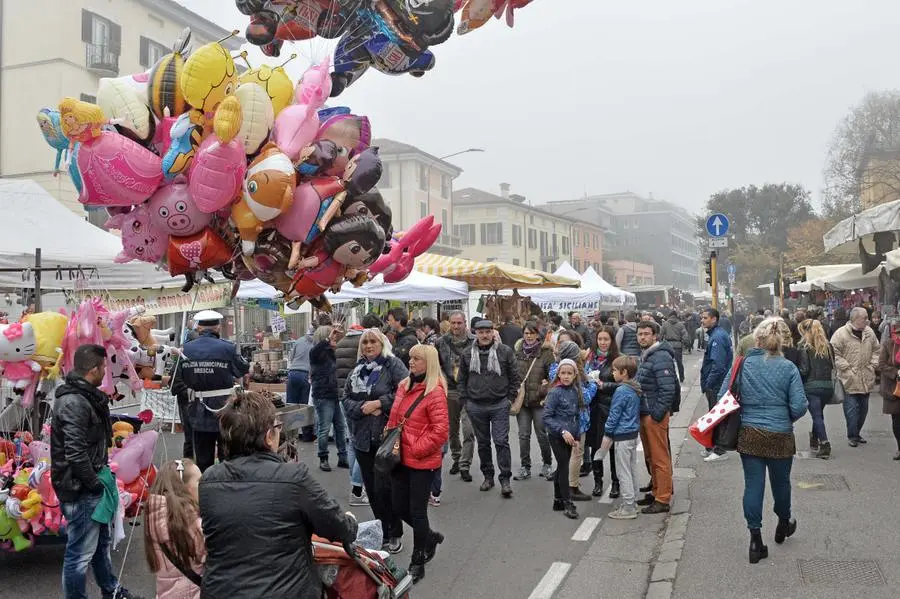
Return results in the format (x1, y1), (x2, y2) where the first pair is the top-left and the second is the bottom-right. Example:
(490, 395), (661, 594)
(314, 537), (415, 598)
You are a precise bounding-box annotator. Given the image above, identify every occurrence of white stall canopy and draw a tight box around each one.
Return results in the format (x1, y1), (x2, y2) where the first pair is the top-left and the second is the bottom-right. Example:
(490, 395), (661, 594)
(823, 199), (900, 255)
(515, 262), (635, 311)
(236, 269), (469, 305)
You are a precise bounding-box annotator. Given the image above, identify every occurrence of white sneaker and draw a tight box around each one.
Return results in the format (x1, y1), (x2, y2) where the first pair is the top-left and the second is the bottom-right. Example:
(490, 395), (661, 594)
(349, 488), (369, 506)
(428, 494), (441, 507)
(700, 448), (712, 458)
(704, 451), (729, 463)
(607, 504), (638, 520)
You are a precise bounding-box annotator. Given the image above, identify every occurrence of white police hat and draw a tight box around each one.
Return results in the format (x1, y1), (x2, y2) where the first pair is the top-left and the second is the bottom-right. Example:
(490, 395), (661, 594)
(194, 310), (224, 325)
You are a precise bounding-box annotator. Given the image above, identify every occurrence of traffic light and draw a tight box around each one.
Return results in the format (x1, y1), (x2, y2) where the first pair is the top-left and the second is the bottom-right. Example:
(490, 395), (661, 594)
(704, 252), (716, 286)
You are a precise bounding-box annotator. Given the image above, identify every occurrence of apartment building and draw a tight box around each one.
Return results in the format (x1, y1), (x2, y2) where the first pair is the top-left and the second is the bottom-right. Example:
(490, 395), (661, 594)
(570, 220), (605, 274)
(0, 0), (241, 220)
(547, 192), (700, 289)
(453, 184), (573, 271)
(371, 138), (464, 256)
(607, 259), (655, 287)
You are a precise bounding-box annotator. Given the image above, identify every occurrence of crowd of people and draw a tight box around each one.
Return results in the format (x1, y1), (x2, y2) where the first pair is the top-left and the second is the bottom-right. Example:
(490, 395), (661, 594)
(48, 300), (900, 597)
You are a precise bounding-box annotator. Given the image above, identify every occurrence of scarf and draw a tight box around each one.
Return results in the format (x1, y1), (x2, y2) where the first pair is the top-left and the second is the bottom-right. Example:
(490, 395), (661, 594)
(408, 371), (426, 390)
(470, 342), (501, 376)
(522, 337), (541, 359)
(349, 356), (387, 395)
(588, 348), (608, 372)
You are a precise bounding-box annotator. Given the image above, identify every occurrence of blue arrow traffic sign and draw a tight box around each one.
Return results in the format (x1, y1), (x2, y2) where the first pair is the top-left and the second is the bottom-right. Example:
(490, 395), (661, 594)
(706, 213), (729, 237)
(727, 263), (736, 275)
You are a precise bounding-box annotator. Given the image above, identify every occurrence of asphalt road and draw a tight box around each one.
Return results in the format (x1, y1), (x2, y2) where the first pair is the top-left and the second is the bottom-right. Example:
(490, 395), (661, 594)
(0, 351), (706, 599)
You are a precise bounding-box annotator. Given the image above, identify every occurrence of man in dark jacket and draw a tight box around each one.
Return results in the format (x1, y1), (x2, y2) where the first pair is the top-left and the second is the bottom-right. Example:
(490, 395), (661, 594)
(387, 307), (418, 368)
(435, 311), (476, 481)
(615, 311), (642, 359)
(635, 321), (677, 515)
(660, 311), (689, 383)
(171, 310), (250, 472)
(567, 311), (591, 348)
(52, 344), (141, 599)
(700, 308), (734, 461)
(458, 320), (522, 498)
(310, 327), (348, 471)
(498, 314), (523, 349)
(200, 390), (357, 599)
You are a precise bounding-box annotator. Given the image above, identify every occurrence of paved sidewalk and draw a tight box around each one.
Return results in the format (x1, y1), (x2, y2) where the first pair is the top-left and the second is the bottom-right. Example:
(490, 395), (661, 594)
(673, 391), (900, 598)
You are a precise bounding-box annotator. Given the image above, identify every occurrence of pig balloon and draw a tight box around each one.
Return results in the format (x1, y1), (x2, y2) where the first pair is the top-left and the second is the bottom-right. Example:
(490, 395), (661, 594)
(147, 178), (213, 236)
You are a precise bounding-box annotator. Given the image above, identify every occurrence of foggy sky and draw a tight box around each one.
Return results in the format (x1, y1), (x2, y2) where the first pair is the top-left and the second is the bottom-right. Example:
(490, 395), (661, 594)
(177, 0), (900, 215)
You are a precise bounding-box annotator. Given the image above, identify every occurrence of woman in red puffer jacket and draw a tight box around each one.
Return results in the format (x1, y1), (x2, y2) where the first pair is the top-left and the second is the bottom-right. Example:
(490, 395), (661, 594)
(388, 343), (450, 584)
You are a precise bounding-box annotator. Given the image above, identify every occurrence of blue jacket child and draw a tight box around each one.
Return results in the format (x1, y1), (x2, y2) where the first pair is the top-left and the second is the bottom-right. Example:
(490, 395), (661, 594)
(605, 379), (642, 441)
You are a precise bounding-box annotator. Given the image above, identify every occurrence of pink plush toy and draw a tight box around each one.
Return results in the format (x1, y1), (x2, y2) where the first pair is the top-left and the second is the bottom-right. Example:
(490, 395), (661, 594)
(0, 323), (42, 403)
(272, 57), (331, 160)
(104, 205), (170, 265)
(110, 430), (159, 485)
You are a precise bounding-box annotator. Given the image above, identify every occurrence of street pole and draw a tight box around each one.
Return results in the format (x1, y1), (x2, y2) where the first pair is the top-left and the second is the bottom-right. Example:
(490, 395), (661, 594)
(778, 254), (784, 313)
(710, 250), (718, 310)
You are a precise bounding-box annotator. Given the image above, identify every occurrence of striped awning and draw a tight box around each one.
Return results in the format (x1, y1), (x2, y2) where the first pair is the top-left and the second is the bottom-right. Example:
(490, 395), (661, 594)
(415, 254), (580, 290)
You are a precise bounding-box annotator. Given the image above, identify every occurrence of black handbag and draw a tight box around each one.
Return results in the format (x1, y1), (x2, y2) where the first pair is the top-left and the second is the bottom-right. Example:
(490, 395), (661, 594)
(375, 391), (427, 475)
(715, 357), (745, 451)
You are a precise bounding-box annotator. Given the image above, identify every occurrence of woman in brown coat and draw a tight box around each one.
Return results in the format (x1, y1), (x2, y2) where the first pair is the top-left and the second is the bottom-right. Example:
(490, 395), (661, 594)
(877, 318), (900, 460)
(513, 322), (555, 480)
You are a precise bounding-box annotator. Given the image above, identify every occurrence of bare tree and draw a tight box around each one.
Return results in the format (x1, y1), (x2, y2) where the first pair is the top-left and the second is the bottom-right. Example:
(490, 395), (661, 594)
(823, 91), (900, 219)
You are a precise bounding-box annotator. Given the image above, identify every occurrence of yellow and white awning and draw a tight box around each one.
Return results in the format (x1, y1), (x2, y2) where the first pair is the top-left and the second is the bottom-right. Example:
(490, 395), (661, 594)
(415, 254), (580, 290)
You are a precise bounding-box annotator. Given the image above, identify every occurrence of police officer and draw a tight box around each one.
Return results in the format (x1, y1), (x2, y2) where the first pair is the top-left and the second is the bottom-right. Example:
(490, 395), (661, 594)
(171, 310), (250, 472)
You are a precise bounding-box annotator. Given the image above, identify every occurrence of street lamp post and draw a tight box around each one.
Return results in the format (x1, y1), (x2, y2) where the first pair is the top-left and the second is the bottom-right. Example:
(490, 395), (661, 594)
(427, 147), (485, 247)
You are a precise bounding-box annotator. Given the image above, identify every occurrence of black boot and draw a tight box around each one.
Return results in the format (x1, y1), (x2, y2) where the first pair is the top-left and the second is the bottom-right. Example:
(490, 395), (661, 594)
(749, 529), (769, 564)
(409, 550), (427, 584)
(552, 499), (564, 511)
(774, 518), (797, 544)
(608, 480), (621, 499)
(424, 531), (444, 563)
(815, 442), (831, 460)
(592, 460), (604, 497)
(563, 500), (579, 519)
(809, 431), (819, 451)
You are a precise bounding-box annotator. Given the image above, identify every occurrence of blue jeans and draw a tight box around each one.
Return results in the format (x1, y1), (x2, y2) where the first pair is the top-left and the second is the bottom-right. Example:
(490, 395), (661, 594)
(61, 492), (119, 599)
(740, 454), (792, 530)
(843, 393), (870, 440)
(806, 388), (830, 442)
(430, 442), (448, 495)
(347, 423), (363, 487)
(287, 370), (315, 439)
(315, 397), (348, 460)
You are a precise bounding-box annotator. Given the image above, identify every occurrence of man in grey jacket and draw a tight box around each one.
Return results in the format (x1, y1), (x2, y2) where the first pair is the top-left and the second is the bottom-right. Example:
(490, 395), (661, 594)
(435, 311), (476, 482)
(458, 320), (522, 498)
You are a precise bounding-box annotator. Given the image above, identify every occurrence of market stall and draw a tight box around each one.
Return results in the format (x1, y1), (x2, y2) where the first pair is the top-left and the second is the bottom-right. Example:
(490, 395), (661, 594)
(414, 253), (580, 290)
(502, 262), (632, 311)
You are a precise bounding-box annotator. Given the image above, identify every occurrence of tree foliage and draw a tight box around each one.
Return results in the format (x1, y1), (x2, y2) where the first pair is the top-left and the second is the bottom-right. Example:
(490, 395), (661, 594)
(823, 91), (900, 220)
(783, 218), (855, 270)
(698, 183), (816, 292)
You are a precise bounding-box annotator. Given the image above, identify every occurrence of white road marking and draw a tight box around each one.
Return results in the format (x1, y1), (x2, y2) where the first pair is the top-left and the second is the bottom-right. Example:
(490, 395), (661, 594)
(597, 485), (614, 504)
(529, 562), (572, 599)
(571, 516), (602, 541)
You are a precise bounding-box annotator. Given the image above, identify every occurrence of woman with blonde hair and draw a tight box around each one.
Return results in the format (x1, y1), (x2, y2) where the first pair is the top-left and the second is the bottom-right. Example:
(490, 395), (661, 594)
(797, 318), (835, 458)
(343, 327), (408, 553)
(719, 317), (807, 564)
(387, 344), (450, 583)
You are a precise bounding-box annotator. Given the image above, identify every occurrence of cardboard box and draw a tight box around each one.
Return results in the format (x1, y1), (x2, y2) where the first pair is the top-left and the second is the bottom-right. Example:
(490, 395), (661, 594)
(262, 337), (282, 350)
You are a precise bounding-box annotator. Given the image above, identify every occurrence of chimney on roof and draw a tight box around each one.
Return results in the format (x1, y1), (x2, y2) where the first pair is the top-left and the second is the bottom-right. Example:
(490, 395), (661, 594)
(499, 182), (510, 199)
(509, 194), (526, 203)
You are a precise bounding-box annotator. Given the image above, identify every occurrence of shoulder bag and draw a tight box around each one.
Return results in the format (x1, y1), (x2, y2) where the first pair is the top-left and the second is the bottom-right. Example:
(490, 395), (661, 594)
(715, 355), (745, 451)
(375, 390), (427, 475)
(510, 357), (539, 415)
(160, 543), (202, 587)
(829, 347), (845, 404)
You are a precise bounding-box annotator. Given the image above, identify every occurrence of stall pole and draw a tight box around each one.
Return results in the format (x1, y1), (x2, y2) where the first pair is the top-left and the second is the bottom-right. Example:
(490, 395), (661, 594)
(31, 249), (42, 433)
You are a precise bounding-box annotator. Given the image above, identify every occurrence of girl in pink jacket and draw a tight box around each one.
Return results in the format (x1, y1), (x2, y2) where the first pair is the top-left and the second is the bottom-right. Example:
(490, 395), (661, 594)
(144, 459), (206, 598)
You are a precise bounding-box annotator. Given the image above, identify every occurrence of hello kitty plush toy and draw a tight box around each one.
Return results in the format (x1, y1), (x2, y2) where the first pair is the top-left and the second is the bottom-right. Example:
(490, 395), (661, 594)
(0, 322), (41, 394)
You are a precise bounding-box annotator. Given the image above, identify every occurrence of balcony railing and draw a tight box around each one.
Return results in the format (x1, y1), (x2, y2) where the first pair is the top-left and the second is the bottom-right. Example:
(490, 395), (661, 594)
(85, 42), (119, 75)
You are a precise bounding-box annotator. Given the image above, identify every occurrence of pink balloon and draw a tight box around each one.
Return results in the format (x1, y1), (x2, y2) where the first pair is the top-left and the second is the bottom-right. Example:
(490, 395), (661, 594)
(28, 441), (50, 463)
(272, 104), (319, 161)
(370, 216), (441, 283)
(189, 135), (246, 213)
(274, 178), (347, 242)
(76, 130), (163, 207)
(105, 204), (169, 264)
(148, 178), (212, 236)
(109, 430), (158, 485)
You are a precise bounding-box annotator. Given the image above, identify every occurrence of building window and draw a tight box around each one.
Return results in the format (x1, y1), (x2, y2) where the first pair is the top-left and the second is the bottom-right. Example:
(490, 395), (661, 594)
(455, 224), (476, 245)
(418, 164), (428, 190)
(80, 93), (97, 104)
(561, 236), (569, 255)
(82, 10), (121, 74)
(441, 208), (448, 230)
(513, 259), (520, 266)
(593, 234), (599, 249)
(539, 231), (548, 256)
(139, 36), (168, 68)
(531, 261), (535, 269)
(441, 175), (451, 199)
(420, 202), (428, 218)
(529, 215), (534, 225)
(481, 223), (503, 245)
(380, 163), (391, 188)
(528, 228), (537, 249)
(573, 230), (579, 247)
(552, 234), (558, 256)
(512, 224), (522, 247)
(573, 259), (581, 271)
